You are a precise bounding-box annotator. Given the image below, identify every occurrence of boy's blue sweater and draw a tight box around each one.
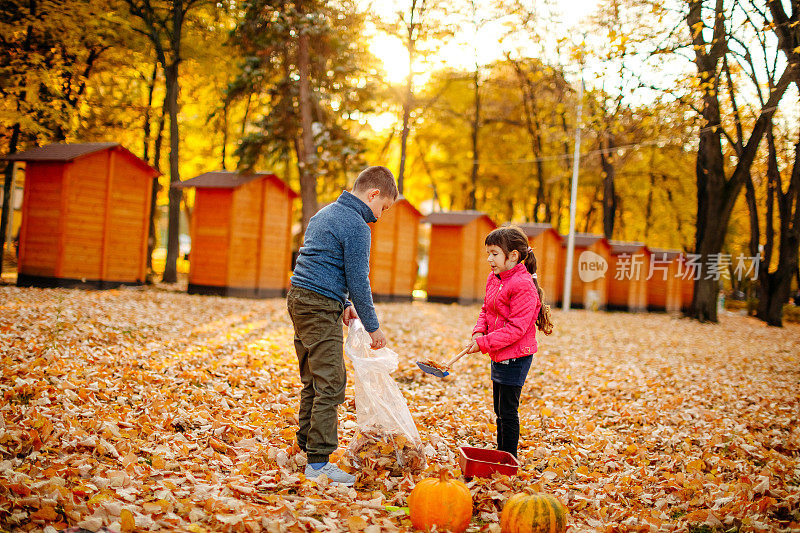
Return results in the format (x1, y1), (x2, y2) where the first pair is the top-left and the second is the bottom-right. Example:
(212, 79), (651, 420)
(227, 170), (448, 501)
(290, 191), (380, 332)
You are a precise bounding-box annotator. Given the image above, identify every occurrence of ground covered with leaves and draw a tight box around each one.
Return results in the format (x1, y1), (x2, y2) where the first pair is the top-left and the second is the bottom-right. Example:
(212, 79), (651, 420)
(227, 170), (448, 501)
(1, 286), (799, 532)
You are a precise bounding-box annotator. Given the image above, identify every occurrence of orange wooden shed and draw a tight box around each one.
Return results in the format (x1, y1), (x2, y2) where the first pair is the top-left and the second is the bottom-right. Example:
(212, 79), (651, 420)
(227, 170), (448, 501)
(5, 142), (158, 288)
(558, 233), (612, 309)
(424, 211), (496, 304)
(518, 223), (563, 305)
(174, 171), (297, 298)
(369, 197), (423, 302)
(647, 248), (684, 313)
(607, 241), (651, 312)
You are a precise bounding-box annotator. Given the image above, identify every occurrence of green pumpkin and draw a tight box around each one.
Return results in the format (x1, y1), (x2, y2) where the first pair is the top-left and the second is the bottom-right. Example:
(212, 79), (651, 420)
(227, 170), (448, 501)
(500, 492), (568, 533)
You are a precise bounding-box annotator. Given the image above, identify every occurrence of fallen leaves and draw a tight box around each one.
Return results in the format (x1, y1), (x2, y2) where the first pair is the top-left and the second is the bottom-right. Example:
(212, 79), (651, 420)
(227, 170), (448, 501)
(1, 286), (799, 532)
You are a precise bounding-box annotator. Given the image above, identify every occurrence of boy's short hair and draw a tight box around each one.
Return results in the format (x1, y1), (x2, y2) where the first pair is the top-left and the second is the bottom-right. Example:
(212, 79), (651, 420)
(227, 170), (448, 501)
(353, 166), (399, 200)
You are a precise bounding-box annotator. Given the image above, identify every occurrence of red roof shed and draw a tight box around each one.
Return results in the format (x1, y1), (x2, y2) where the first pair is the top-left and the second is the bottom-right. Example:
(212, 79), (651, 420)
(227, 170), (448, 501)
(5, 143), (158, 288)
(424, 211), (497, 304)
(174, 171), (297, 298)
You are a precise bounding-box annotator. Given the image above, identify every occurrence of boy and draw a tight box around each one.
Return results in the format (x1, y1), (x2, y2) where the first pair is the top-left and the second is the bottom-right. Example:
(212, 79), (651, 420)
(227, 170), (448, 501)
(287, 165), (398, 485)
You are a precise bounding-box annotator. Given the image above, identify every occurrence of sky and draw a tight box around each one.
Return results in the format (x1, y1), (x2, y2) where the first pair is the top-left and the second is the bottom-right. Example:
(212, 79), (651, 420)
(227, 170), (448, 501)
(365, 0), (603, 85)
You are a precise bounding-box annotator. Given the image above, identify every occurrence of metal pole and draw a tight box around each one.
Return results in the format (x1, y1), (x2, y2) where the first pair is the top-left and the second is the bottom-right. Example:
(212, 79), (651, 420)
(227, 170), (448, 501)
(562, 68), (584, 312)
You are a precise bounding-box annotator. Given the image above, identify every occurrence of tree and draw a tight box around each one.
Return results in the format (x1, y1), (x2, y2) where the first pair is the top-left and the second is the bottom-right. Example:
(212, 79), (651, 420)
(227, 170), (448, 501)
(376, 0), (451, 195)
(230, 0), (380, 232)
(1, 0), (121, 275)
(731, 0), (800, 326)
(123, 0), (207, 283)
(663, 0), (797, 322)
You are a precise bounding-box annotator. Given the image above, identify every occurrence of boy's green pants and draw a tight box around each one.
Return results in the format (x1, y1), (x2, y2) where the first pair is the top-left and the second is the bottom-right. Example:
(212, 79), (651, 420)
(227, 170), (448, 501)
(286, 286), (346, 464)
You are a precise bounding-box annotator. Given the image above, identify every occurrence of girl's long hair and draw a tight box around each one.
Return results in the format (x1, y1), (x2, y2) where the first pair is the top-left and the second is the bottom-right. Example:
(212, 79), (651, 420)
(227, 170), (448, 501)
(485, 225), (554, 335)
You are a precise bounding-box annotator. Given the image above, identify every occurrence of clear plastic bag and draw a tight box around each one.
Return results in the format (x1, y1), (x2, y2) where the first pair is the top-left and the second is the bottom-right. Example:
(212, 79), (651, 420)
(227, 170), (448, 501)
(343, 319), (426, 475)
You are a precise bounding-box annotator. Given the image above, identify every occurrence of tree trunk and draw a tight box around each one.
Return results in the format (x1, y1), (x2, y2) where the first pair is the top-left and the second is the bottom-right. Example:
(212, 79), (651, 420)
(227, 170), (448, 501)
(510, 59), (547, 223)
(0, 123), (20, 276)
(297, 12), (318, 234)
(162, 61), (182, 284)
(398, 76), (412, 197)
(690, 124), (728, 322)
(534, 132), (547, 223)
(743, 168), (760, 258)
(468, 67), (480, 210)
(600, 135), (617, 240)
(147, 92), (167, 282)
(221, 100), (229, 170)
(686, 0), (794, 322)
(143, 60), (159, 283)
(644, 172), (655, 240)
(756, 129), (800, 326)
(397, 1), (419, 196)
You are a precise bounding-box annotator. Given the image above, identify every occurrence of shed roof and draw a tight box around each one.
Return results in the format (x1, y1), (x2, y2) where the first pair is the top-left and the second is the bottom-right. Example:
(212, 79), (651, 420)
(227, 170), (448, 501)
(560, 233), (609, 248)
(609, 241), (649, 255)
(174, 171), (298, 198)
(517, 222), (563, 240)
(3, 142), (159, 177)
(648, 247), (683, 260)
(4, 142), (119, 161)
(422, 210), (495, 227)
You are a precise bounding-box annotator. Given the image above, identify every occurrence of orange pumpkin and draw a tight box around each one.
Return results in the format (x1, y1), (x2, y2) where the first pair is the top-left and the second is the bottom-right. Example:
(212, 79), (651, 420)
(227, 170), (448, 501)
(408, 471), (473, 532)
(500, 492), (568, 533)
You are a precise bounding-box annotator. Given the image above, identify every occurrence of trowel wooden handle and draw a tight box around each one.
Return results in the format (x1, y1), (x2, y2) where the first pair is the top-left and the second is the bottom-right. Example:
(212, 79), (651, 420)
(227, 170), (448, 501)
(445, 347), (471, 369)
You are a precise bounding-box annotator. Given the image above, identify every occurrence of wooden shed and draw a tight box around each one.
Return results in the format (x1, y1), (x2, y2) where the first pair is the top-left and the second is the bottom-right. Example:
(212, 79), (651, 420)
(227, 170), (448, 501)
(174, 171), (297, 298)
(518, 223), (563, 305)
(369, 197), (423, 302)
(5, 142), (158, 288)
(647, 248), (684, 313)
(607, 241), (651, 312)
(424, 211), (496, 304)
(558, 233), (612, 309)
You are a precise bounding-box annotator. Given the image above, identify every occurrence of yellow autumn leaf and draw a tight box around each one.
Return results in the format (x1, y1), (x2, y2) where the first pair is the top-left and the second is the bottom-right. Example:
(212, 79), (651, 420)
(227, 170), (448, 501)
(347, 515), (369, 532)
(120, 508), (135, 532)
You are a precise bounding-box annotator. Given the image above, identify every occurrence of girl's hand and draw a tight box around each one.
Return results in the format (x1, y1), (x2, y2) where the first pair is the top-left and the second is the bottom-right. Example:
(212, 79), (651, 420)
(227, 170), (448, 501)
(465, 340), (481, 354)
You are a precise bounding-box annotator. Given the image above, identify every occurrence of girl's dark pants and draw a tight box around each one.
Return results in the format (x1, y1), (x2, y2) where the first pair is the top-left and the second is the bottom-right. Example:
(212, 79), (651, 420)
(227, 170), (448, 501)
(286, 286), (346, 464)
(493, 382), (523, 457)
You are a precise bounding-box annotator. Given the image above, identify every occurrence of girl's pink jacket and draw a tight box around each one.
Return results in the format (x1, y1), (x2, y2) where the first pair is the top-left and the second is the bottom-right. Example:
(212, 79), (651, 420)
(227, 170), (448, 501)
(472, 262), (542, 362)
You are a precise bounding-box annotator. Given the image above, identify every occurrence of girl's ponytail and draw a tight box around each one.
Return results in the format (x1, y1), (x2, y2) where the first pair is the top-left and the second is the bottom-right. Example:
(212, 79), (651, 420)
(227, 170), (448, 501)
(525, 247), (554, 335)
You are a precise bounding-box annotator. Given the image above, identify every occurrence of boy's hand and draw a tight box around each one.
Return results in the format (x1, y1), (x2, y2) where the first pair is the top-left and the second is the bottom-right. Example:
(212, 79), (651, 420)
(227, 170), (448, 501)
(369, 328), (387, 350)
(343, 305), (359, 324)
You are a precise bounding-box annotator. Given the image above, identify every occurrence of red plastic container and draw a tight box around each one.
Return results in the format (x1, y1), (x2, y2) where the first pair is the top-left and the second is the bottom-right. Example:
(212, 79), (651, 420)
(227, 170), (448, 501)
(458, 446), (520, 478)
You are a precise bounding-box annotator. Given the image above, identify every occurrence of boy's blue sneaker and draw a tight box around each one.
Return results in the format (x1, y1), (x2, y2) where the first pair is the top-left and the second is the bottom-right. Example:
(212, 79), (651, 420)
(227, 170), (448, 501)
(304, 462), (356, 486)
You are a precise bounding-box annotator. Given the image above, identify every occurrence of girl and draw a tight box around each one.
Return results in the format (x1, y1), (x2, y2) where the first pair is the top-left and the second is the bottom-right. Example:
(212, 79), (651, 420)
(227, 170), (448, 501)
(465, 225), (554, 457)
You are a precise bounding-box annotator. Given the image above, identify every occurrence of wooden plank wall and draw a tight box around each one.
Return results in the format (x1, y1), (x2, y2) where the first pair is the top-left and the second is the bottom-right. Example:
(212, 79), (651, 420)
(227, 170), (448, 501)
(391, 204), (419, 297)
(427, 225), (463, 299)
(368, 205), (396, 295)
(18, 162), (63, 277)
(636, 254), (651, 311)
(460, 221), (478, 302)
(189, 189), (231, 287)
(228, 181), (261, 289)
(471, 219), (494, 303)
(258, 180), (293, 291)
(61, 153), (107, 280)
(105, 153), (151, 282)
(565, 243), (610, 309)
